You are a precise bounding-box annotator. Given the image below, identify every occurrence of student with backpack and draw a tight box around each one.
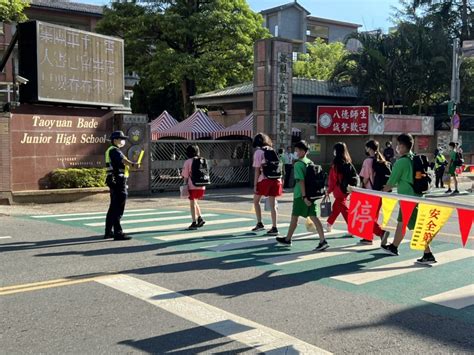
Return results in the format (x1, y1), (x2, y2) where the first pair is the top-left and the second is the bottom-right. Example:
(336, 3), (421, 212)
(446, 142), (461, 194)
(181, 145), (209, 230)
(276, 141), (327, 250)
(381, 133), (436, 264)
(326, 142), (359, 233)
(358, 140), (391, 245)
(252, 133), (282, 236)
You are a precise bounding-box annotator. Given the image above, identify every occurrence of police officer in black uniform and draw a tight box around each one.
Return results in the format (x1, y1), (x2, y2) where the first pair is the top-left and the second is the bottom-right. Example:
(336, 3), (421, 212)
(104, 131), (139, 240)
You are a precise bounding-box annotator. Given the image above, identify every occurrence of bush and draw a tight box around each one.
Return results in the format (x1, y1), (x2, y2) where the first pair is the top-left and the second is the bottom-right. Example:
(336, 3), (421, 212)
(50, 168), (107, 189)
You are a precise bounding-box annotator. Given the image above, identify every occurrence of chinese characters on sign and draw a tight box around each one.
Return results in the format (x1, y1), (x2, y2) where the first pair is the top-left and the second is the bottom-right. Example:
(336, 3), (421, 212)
(410, 203), (453, 250)
(317, 106), (370, 135)
(276, 52), (290, 147)
(36, 22), (124, 106)
(348, 191), (381, 240)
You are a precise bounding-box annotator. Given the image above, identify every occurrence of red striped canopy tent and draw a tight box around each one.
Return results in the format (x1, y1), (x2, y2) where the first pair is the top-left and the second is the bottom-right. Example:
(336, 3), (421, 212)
(150, 111), (179, 140)
(213, 113), (302, 139)
(156, 110), (224, 140)
(213, 113), (254, 139)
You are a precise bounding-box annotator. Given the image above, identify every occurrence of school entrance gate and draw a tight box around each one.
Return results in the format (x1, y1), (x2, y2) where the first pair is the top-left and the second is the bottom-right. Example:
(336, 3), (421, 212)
(150, 140), (252, 192)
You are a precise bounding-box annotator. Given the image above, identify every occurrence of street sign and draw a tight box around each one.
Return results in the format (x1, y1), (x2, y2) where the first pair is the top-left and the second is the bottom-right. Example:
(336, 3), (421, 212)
(453, 113), (460, 129)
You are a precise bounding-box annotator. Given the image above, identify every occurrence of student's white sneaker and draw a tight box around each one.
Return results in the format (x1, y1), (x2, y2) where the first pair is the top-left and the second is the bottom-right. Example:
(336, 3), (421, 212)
(325, 223), (332, 233)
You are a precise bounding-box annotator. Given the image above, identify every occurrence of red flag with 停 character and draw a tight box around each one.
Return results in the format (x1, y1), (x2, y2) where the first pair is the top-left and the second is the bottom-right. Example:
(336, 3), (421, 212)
(348, 191), (381, 240)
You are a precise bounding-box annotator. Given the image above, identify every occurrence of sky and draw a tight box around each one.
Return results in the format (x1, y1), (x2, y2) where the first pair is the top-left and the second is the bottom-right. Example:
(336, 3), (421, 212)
(77, 0), (402, 32)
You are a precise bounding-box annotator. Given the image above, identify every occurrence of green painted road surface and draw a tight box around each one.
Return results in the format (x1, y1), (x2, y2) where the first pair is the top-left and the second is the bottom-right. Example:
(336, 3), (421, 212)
(25, 207), (474, 324)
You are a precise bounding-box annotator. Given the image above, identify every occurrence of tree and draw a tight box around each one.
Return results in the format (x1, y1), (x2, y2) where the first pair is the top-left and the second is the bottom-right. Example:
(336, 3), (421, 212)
(0, 0), (29, 23)
(410, 0), (472, 41)
(293, 38), (348, 80)
(96, 0), (269, 118)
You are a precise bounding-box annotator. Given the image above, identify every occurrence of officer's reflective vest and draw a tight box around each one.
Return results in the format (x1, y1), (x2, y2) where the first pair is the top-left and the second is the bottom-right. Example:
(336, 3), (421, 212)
(434, 154), (446, 170)
(105, 145), (129, 178)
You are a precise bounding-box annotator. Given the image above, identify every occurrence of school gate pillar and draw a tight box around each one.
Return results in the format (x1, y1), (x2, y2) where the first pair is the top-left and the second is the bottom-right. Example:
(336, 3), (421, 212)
(253, 38), (293, 150)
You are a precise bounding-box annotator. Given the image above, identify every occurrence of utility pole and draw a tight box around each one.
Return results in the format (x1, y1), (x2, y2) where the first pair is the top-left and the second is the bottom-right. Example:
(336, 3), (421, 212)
(450, 39), (462, 143)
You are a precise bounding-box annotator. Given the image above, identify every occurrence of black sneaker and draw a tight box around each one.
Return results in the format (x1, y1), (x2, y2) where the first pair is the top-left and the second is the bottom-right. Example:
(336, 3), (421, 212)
(453, 190), (460, 194)
(114, 233), (131, 241)
(276, 237), (292, 246)
(314, 240), (329, 251)
(381, 243), (399, 256)
(359, 239), (373, 245)
(187, 222), (198, 230)
(251, 222), (265, 232)
(197, 217), (206, 228)
(416, 253), (437, 265)
(266, 227), (279, 236)
(445, 189), (452, 193)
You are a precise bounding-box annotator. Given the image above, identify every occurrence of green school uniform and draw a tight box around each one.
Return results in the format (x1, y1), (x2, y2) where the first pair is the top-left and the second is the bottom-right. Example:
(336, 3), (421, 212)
(292, 157), (319, 217)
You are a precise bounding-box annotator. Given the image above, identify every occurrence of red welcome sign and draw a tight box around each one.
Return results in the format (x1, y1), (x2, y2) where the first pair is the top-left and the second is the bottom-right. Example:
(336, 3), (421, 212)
(317, 106), (370, 135)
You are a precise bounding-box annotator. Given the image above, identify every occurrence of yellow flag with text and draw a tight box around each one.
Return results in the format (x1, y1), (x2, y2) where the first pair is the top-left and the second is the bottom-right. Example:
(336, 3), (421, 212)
(410, 203), (453, 250)
(381, 197), (398, 228)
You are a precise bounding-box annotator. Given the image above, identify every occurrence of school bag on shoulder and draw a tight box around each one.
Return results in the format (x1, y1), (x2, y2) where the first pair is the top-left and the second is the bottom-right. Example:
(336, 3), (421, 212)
(454, 151), (464, 167)
(191, 157), (211, 186)
(298, 160), (327, 201)
(340, 162), (359, 194)
(371, 158), (391, 191)
(410, 154), (432, 194)
(261, 147), (282, 179)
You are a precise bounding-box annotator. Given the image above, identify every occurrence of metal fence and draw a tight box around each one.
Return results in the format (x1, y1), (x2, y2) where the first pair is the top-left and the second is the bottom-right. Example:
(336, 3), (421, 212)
(150, 140), (252, 191)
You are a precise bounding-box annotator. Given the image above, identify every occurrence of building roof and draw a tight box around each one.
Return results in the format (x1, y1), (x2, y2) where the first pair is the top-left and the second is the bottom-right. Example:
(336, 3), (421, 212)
(260, 1), (310, 15)
(308, 16), (361, 28)
(29, 0), (103, 16)
(191, 78), (358, 102)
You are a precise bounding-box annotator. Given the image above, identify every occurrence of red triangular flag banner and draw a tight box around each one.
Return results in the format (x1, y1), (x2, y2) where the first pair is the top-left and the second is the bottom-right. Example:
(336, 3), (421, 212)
(399, 200), (417, 235)
(457, 208), (474, 247)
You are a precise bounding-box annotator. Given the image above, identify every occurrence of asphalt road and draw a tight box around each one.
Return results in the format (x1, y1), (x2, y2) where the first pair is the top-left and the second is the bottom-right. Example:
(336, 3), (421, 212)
(1, 187), (473, 354)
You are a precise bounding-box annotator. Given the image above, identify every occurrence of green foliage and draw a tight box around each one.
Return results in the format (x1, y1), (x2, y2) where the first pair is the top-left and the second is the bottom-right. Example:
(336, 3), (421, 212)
(332, 15), (452, 114)
(293, 39), (348, 80)
(96, 0), (270, 118)
(0, 0), (29, 23)
(50, 168), (107, 189)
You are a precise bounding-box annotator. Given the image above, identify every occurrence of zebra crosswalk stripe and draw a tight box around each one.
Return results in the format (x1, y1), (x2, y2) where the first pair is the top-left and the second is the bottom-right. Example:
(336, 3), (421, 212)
(59, 211), (184, 221)
(31, 209), (155, 219)
(422, 284), (474, 309)
(123, 218), (252, 234)
(85, 213), (218, 227)
(332, 248), (473, 285)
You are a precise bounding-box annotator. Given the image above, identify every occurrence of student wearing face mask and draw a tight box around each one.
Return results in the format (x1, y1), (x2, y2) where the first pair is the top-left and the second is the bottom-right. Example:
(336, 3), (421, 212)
(104, 131), (139, 240)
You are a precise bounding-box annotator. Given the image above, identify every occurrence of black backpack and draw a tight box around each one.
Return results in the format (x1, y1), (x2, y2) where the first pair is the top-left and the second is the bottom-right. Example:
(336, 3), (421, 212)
(298, 160), (327, 201)
(371, 158), (391, 191)
(410, 154), (431, 194)
(340, 162), (359, 194)
(191, 157), (211, 186)
(261, 147), (282, 179)
(454, 151), (464, 167)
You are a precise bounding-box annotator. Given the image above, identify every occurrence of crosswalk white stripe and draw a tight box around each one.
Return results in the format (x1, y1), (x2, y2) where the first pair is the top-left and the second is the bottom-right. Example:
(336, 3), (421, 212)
(154, 223), (291, 242)
(0, 236), (12, 239)
(422, 285), (474, 309)
(205, 230), (348, 252)
(332, 248), (474, 285)
(261, 240), (409, 266)
(85, 213), (218, 227)
(123, 218), (252, 234)
(59, 211), (183, 221)
(97, 275), (331, 354)
(31, 209), (155, 219)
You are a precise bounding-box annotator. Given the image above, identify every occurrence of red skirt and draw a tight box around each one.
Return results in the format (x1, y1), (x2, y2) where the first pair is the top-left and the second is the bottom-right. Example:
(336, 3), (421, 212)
(256, 179), (283, 197)
(189, 189), (205, 200)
